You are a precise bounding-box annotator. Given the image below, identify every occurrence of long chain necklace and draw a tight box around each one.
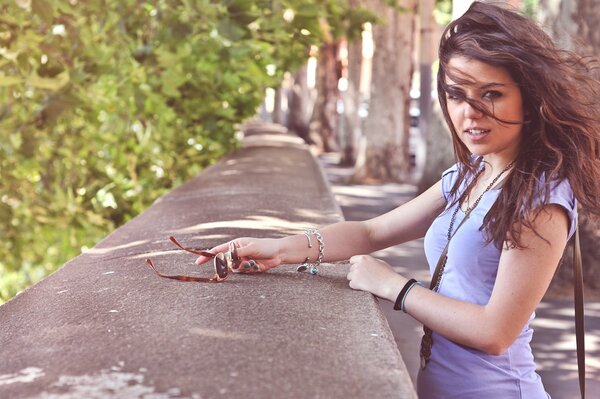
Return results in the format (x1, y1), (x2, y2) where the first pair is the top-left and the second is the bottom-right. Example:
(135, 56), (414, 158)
(420, 160), (515, 369)
(447, 160), (515, 242)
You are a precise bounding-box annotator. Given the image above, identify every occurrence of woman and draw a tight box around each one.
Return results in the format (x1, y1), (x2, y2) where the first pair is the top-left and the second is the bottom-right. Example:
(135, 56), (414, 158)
(195, 2), (600, 397)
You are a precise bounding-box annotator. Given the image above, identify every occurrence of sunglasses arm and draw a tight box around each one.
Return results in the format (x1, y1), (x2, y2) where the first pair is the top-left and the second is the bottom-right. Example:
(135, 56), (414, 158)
(145, 259), (219, 283)
(169, 236), (215, 257)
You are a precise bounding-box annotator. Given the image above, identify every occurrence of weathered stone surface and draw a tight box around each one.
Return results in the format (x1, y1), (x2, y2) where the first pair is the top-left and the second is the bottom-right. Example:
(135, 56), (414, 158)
(0, 130), (416, 398)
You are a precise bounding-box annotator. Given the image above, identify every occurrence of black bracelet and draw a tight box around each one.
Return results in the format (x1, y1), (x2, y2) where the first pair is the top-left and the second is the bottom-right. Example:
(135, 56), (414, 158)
(393, 278), (417, 311)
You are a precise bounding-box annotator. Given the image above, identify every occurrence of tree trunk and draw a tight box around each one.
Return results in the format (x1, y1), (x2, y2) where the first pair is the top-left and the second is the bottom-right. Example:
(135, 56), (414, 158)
(287, 65), (312, 143)
(539, 0), (599, 55)
(352, 0), (417, 183)
(538, 0), (600, 295)
(414, 0), (436, 184)
(272, 88), (284, 125)
(339, 37), (363, 166)
(416, 103), (455, 194)
(309, 41), (341, 153)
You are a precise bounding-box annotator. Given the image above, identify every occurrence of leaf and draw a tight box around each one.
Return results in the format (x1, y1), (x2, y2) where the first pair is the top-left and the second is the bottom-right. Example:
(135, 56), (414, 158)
(0, 76), (23, 87)
(31, 0), (55, 25)
(27, 71), (70, 91)
(155, 48), (178, 69)
(217, 20), (248, 41)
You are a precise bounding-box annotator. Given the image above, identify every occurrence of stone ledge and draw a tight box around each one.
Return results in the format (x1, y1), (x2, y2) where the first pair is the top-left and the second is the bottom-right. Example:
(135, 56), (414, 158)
(0, 130), (417, 399)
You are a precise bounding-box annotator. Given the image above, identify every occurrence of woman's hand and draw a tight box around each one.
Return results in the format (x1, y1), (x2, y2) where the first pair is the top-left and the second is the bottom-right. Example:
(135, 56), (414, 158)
(346, 254), (405, 301)
(195, 237), (283, 273)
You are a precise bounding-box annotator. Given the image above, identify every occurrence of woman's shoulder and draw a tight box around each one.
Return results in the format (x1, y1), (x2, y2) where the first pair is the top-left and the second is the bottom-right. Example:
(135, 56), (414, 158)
(442, 163), (460, 179)
(440, 159), (480, 201)
(536, 176), (578, 238)
(538, 175), (576, 208)
(440, 163), (461, 202)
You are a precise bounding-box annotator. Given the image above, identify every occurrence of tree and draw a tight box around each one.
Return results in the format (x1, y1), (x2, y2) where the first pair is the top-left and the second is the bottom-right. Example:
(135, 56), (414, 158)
(287, 65), (313, 143)
(415, 0), (455, 193)
(310, 38), (342, 152)
(338, 0), (366, 166)
(352, 0), (417, 183)
(538, 0), (599, 54)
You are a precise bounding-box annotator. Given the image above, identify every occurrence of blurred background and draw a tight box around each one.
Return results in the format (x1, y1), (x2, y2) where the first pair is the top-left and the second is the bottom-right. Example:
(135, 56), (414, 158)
(1, 0), (598, 304)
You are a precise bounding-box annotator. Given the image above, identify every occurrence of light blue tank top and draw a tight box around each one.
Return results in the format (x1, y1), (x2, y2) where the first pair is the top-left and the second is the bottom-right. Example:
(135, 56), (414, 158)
(418, 163), (577, 399)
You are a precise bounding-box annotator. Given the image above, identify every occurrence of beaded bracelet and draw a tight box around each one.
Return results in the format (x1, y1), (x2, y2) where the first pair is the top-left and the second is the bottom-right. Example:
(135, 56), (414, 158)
(296, 228), (325, 275)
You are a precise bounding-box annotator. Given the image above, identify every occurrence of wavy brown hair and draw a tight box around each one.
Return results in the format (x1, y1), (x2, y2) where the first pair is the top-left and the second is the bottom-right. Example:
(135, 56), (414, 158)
(438, 1), (600, 248)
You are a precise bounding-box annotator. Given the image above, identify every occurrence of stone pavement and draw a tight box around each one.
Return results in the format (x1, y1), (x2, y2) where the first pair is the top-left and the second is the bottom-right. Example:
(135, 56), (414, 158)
(319, 152), (600, 398)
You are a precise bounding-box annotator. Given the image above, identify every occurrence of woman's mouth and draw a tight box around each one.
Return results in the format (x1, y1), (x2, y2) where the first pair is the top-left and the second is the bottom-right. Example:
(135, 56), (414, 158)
(465, 128), (490, 135)
(464, 128), (490, 140)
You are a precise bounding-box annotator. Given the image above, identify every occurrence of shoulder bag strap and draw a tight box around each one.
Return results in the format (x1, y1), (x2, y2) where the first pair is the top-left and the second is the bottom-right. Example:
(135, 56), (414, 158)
(574, 227), (586, 398)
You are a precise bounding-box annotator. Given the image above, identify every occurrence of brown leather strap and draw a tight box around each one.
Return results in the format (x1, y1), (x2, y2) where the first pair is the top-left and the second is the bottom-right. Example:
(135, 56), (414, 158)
(573, 227), (586, 398)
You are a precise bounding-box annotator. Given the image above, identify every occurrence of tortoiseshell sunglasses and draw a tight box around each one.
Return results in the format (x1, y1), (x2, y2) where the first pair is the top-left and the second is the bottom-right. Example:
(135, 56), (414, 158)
(145, 236), (242, 282)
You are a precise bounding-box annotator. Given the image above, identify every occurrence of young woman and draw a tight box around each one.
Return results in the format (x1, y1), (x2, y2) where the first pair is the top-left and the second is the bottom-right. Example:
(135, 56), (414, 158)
(195, 2), (600, 397)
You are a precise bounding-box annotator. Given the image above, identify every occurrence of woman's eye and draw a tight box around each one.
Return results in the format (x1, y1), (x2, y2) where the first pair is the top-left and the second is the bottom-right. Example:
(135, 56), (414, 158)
(482, 90), (502, 100)
(446, 91), (463, 101)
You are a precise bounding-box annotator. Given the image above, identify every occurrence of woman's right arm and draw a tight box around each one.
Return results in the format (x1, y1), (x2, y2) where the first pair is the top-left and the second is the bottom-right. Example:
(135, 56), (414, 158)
(197, 180), (445, 270)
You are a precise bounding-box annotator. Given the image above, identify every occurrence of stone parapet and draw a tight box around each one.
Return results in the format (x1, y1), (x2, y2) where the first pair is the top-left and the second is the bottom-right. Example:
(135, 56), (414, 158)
(0, 128), (416, 399)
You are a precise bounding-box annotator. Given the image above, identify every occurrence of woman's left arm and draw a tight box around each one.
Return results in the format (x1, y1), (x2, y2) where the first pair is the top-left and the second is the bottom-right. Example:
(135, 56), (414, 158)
(347, 204), (570, 355)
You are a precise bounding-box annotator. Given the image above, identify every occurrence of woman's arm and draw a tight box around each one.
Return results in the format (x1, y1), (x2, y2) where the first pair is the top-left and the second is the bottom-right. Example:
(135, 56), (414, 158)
(196, 180), (445, 270)
(277, 179), (445, 264)
(348, 204), (570, 355)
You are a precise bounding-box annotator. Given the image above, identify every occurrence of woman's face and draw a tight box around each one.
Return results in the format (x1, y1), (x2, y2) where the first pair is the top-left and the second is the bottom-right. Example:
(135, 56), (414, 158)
(444, 56), (524, 165)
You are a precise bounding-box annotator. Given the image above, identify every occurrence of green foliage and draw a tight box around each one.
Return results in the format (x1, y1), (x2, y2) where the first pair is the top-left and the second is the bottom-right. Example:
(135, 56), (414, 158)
(0, 0), (373, 303)
(523, 0), (539, 18)
(434, 0), (452, 26)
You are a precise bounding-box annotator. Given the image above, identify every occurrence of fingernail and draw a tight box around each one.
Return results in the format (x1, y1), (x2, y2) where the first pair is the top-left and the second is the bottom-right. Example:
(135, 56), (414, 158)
(249, 260), (256, 266)
(244, 263), (251, 269)
(252, 265), (259, 271)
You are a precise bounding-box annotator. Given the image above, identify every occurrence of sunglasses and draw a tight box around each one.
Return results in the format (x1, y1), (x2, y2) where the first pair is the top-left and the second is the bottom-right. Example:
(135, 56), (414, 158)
(145, 236), (242, 283)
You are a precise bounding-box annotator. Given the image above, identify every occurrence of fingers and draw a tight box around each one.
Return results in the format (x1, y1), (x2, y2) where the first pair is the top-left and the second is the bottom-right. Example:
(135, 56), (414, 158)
(195, 241), (236, 265)
(237, 259), (261, 273)
(346, 256), (360, 282)
(349, 254), (370, 264)
(195, 254), (213, 265)
(235, 243), (256, 259)
(193, 237), (280, 274)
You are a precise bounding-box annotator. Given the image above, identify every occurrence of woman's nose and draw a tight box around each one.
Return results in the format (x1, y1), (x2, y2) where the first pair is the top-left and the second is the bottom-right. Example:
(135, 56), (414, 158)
(464, 101), (484, 119)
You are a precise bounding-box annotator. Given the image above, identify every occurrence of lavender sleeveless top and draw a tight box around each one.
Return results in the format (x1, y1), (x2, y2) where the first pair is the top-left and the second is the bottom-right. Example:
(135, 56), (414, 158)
(417, 163), (577, 399)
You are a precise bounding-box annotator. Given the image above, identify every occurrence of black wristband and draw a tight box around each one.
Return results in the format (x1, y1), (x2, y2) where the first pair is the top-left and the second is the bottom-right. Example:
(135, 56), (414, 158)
(393, 278), (417, 311)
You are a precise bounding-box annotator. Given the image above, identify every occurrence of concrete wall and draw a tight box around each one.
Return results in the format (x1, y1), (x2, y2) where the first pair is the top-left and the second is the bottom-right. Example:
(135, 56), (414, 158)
(0, 128), (416, 398)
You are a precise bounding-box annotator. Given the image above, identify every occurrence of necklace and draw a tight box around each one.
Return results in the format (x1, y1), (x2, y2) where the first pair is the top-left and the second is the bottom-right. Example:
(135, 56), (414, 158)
(420, 160), (515, 369)
(446, 161), (515, 241)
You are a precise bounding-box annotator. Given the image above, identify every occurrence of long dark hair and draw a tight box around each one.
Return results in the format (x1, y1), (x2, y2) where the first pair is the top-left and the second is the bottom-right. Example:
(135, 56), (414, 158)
(438, 1), (600, 248)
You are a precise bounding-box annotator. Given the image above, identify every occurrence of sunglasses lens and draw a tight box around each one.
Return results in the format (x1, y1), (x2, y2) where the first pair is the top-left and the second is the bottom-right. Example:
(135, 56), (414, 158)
(228, 242), (241, 269)
(215, 254), (228, 279)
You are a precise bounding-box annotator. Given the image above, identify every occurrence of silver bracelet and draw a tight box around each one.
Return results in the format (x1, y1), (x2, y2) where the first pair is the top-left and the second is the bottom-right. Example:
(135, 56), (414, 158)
(303, 231), (313, 248)
(297, 228), (325, 275)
